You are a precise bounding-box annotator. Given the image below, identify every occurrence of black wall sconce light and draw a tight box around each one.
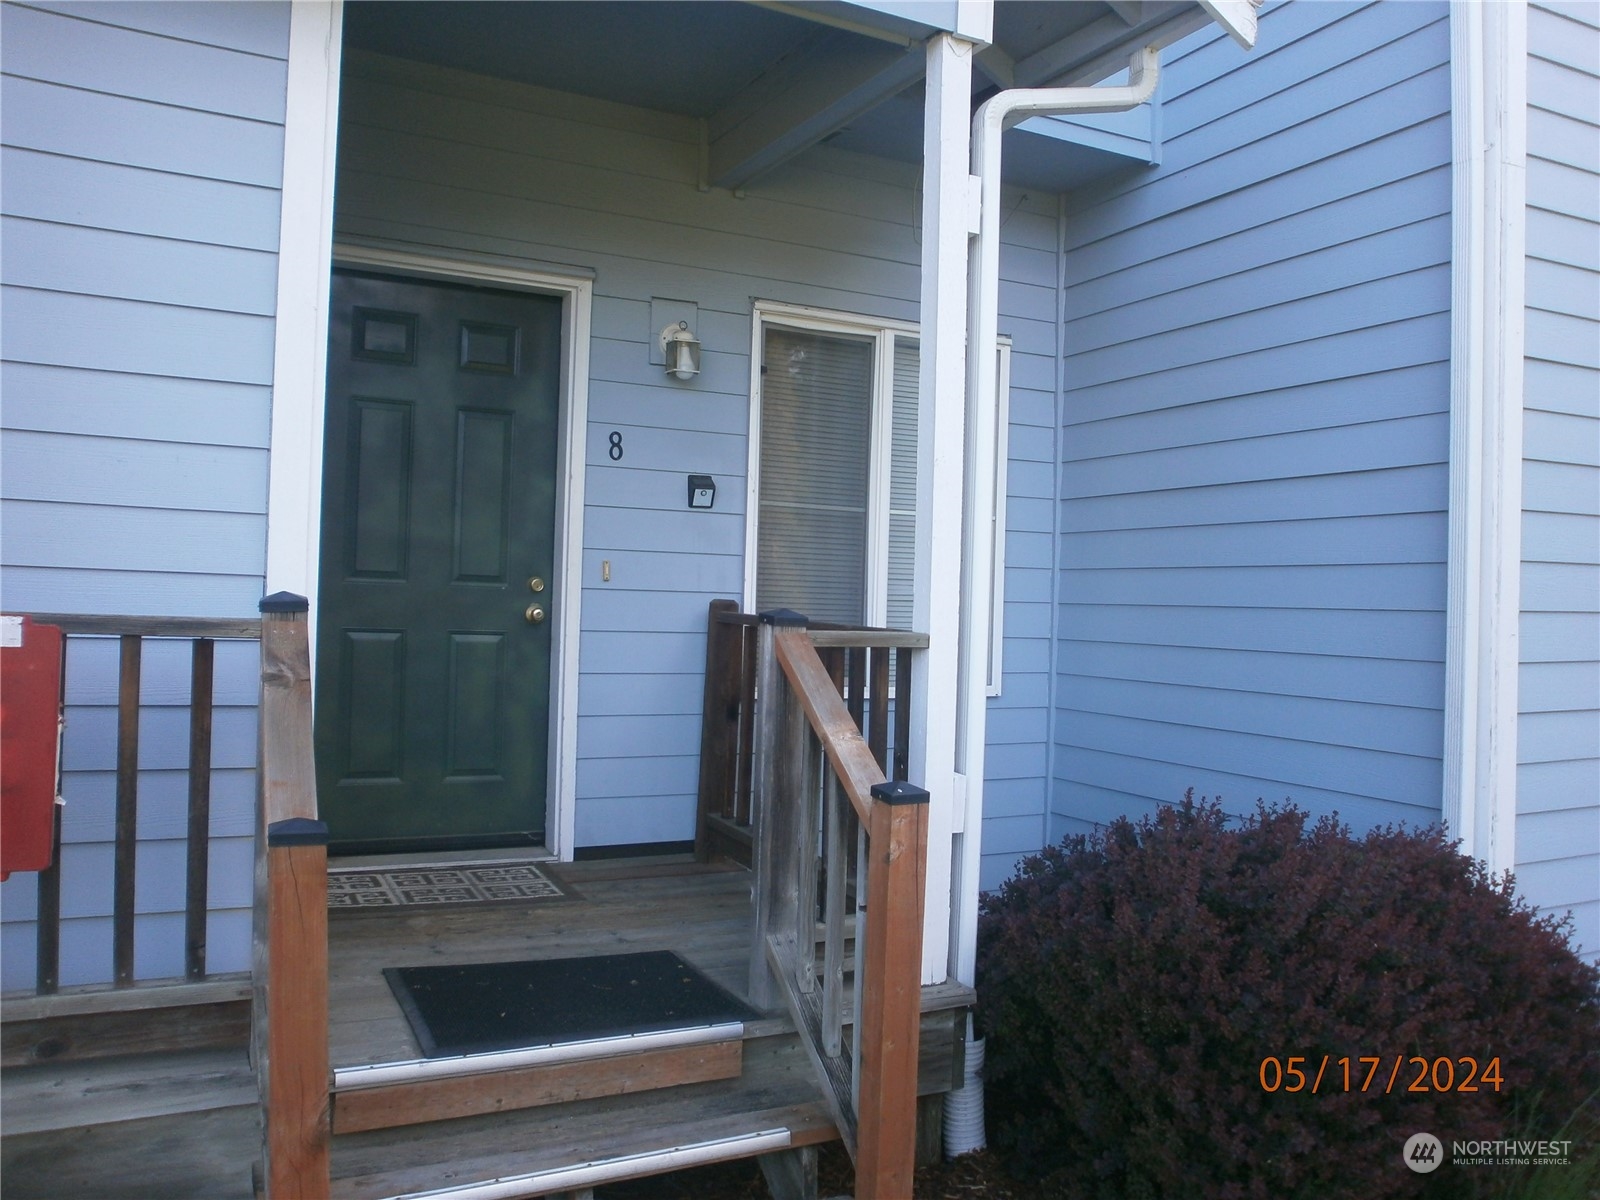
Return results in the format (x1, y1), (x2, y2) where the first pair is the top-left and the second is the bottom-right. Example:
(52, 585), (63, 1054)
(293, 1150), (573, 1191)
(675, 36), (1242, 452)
(687, 474), (716, 509)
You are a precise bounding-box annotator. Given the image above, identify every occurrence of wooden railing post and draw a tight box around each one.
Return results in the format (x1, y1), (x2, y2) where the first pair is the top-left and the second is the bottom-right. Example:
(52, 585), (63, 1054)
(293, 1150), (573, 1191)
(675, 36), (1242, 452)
(254, 592), (330, 1199)
(695, 598), (741, 862)
(854, 780), (929, 1200)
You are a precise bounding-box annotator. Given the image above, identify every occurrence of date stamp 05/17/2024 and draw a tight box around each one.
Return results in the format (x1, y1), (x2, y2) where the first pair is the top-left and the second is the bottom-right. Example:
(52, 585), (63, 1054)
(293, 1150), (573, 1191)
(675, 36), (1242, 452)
(1258, 1054), (1504, 1095)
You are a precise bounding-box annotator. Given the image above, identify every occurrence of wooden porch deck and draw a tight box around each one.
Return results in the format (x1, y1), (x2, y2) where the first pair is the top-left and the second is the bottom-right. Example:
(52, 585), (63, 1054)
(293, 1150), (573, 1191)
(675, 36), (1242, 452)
(2, 857), (971, 1199)
(327, 857), (759, 1069)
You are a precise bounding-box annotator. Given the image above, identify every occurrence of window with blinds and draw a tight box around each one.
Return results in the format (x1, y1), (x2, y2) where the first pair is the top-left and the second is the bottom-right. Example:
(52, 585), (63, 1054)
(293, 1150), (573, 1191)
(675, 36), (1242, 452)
(750, 308), (1007, 691)
(755, 326), (875, 624)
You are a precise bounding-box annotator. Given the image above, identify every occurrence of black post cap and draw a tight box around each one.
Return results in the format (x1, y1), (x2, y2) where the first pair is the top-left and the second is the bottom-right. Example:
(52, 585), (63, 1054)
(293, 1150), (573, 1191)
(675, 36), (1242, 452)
(871, 780), (931, 805)
(759, 609), (809, 628)
(260, 592), (309, 613)
(267, 816), (329, 847)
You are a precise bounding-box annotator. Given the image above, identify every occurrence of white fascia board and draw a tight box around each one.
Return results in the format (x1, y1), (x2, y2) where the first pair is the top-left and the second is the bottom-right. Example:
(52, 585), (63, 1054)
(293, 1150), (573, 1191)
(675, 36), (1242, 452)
(1016, 1), (1240, 89)
(1199, 0), (1260, 50)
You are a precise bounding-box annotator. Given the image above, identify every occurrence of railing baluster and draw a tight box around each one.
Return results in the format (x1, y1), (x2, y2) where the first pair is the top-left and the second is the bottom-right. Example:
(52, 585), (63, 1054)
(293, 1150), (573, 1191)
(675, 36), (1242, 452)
(35, 802), (62, 995)
(796, 722), (820, 996)
(185, 637), (216, 980)
(893, 645), (912, 781)
(869, 646), (890, 772)
(113, 634), (142, 986)
(822, 769), (848, 1056)
(846, 646), (866, 737)
(736, 622), (757, 826)
(749, 608), (808, 1009)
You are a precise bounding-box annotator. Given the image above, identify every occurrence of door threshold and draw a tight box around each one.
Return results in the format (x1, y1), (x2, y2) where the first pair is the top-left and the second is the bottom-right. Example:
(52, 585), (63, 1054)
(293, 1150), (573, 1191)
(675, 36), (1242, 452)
(329, 845), (556, 872)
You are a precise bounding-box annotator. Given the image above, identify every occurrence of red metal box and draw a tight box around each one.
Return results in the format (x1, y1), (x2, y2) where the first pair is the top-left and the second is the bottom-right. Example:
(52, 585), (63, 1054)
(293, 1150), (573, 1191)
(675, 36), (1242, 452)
(1, 615), (65, 880)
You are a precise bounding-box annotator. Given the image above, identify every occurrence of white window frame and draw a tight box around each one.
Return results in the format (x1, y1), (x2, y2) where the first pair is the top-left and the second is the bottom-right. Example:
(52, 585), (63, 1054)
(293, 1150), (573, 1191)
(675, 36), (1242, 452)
(743, 300), (1011, 694)
(743, 301), (917, 627)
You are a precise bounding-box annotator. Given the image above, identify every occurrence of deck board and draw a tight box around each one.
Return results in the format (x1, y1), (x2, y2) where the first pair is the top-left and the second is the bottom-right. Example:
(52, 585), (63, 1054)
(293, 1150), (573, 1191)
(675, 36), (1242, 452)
(0, 1046), (255, 1135)
(327, 861), (764, 1068)
(1, 1105), (260, 1200)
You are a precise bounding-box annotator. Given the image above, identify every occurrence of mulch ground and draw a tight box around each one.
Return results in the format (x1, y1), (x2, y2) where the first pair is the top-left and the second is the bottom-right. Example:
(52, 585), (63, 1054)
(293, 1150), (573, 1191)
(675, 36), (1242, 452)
(595, 1142), (1031, 1199)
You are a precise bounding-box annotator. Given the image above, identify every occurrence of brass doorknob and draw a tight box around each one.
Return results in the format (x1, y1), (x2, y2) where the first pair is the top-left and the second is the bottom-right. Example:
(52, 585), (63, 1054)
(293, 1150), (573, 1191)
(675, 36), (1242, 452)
(524, 604), (546, 624)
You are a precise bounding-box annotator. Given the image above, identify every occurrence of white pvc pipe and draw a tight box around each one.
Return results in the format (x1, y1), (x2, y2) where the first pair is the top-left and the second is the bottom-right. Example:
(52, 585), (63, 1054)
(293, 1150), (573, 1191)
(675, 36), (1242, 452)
(943, 1032), (987, 1157)
(952, 48), (1162, 988)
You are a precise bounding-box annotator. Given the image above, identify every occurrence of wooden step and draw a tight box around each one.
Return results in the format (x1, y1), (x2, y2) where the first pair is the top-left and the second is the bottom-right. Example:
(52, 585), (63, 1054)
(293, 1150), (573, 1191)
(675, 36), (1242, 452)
(329, 1033), (836, 1199)
(345, 1128), (794, 1200)
(331, 1023), (747, 1134)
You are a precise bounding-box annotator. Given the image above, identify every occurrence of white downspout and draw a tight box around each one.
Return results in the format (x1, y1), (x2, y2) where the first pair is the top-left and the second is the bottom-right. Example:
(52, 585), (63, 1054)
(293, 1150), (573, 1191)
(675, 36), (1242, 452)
(952, 48), (1161, 985)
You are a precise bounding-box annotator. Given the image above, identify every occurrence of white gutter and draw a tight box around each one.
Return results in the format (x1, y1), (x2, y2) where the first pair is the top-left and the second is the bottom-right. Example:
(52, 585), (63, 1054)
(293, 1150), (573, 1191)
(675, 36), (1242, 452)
(952, 48), (1161, 984)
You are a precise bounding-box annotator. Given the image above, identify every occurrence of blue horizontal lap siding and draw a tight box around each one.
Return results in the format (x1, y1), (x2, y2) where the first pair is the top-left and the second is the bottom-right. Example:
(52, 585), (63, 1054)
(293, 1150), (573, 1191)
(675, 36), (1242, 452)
(1518, 2), (1600, 960)
(337, 52), (1051, 852)
(1047, 0), (1453, 853)
(0, 148), (284, 252)
(980, 186), (1061, 891)
(0, 0), (289, 990)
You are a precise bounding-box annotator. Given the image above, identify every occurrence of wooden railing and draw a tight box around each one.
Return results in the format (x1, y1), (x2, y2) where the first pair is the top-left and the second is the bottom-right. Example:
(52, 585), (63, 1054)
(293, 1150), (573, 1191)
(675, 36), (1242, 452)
(252, 593), (330, 1198)
(17, 612), (262, 994)
(744, 608), (931, 1200)
(697, 600), (913, 868)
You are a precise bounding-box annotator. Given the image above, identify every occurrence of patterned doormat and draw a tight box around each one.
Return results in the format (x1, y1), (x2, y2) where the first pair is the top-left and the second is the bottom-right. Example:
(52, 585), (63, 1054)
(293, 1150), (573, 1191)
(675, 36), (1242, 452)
(328, 862), (563, 910)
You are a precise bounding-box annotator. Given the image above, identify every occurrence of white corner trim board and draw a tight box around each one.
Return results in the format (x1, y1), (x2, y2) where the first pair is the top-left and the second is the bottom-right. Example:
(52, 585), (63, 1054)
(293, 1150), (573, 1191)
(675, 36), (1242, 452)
(265, 0), (344, 617)
(915, 31), (976, 986)
(1443, 0), (1526, 877)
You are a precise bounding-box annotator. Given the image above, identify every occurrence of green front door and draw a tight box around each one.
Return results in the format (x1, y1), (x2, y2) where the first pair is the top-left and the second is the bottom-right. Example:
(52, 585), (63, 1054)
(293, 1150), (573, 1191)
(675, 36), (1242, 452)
(315, 269), (562, 851)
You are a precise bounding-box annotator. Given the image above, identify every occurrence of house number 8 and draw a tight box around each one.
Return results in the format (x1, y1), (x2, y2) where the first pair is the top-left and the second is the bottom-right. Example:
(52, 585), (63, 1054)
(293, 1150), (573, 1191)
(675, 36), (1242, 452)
(608, 431), (624, 461)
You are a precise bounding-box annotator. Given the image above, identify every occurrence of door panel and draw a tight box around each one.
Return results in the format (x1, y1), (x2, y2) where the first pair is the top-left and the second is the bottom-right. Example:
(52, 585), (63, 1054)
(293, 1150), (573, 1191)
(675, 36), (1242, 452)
(317, 270), (562, 849)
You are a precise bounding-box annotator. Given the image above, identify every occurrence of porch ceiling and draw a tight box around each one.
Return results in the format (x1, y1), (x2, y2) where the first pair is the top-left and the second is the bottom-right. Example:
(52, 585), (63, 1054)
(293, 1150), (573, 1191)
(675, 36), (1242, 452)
(341, 0), (1225, 192)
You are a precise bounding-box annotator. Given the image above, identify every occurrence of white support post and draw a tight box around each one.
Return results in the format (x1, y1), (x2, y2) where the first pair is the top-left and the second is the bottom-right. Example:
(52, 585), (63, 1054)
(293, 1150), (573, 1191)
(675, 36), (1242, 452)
(910, 31), (975, 984)
(265, 1), (344, 639)
(1443, 0), (1526, 877)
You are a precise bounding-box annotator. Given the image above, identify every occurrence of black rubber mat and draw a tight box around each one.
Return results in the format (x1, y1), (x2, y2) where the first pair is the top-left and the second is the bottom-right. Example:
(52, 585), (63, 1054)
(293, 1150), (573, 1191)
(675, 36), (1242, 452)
(383, 950), (760, 1057)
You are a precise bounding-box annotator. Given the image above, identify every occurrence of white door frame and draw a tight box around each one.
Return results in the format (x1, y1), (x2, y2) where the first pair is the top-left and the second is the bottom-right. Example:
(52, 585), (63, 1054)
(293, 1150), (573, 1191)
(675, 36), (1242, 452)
(328, 244), (593, 862)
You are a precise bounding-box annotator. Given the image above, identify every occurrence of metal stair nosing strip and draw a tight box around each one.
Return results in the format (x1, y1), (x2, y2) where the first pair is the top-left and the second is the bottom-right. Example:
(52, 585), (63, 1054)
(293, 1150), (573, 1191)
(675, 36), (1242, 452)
(374, 1128), (794, 1200)
(332, 1021), (747, 1091)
